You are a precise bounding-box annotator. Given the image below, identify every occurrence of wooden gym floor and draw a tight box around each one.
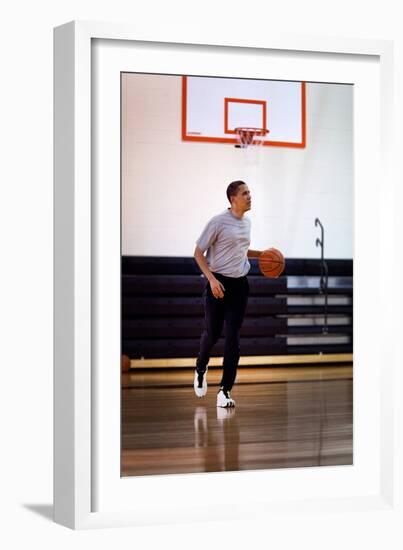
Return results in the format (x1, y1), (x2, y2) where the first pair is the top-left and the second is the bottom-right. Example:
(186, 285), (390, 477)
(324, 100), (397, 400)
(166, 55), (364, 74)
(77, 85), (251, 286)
(121, 364), (353, 477)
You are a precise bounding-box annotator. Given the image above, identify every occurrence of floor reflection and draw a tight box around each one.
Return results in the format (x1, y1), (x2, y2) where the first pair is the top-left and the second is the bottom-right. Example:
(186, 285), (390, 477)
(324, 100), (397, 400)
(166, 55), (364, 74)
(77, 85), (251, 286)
(121, 367), (353, 477)
(193, 406), (240, 472)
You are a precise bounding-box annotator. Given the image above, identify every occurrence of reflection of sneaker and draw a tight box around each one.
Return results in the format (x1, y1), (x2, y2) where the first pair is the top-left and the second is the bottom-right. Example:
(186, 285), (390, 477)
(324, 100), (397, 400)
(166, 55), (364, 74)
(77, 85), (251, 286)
(217, 406), (235, 421)
(194, 368), (208, 397)
(217, 389), (235, 408)
(194, 406), (208, 447)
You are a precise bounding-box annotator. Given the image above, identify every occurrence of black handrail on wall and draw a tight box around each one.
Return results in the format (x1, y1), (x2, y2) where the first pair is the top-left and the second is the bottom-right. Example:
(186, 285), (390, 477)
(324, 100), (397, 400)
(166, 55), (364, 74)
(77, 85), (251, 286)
(315, 218), (329, 334)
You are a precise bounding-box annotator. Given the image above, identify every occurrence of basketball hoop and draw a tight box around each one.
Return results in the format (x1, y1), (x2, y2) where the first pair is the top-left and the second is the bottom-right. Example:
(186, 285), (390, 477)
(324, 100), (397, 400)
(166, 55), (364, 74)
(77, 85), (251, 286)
(234, 127), (269, 148)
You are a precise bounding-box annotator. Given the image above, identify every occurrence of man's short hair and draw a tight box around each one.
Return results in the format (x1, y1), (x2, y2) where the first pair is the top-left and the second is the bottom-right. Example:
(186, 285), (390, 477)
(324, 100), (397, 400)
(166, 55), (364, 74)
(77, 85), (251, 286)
(226, 180), (246, 203)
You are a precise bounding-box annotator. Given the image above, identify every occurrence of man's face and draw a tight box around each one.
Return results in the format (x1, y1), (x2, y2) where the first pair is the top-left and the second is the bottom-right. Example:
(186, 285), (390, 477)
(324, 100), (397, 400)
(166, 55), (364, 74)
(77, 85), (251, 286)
(232, 184), (252, 212)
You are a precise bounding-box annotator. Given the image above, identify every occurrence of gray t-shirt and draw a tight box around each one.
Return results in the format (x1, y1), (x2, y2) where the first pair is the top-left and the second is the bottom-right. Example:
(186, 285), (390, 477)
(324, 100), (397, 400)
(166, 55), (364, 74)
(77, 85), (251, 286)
(196, 208), (251, 277)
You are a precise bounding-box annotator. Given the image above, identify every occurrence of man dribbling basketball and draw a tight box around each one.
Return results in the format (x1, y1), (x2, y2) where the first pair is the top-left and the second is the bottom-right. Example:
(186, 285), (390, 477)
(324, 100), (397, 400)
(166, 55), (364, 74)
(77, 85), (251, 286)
(193, 181), (263, 407)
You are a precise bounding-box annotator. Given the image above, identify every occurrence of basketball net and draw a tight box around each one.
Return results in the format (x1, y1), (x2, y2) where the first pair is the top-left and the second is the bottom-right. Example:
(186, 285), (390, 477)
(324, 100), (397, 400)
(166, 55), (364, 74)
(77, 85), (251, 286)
(234, 127), (269, 166)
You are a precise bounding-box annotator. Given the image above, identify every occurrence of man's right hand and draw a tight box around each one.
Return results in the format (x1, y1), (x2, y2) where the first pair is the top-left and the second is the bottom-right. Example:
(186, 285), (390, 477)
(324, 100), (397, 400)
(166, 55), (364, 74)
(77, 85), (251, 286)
(209, 277), (225, 299)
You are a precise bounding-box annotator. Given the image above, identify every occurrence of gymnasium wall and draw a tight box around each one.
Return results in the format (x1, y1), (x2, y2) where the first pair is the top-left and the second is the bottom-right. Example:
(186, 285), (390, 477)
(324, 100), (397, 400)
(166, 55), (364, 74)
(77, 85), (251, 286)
(122, 74), (353, 259)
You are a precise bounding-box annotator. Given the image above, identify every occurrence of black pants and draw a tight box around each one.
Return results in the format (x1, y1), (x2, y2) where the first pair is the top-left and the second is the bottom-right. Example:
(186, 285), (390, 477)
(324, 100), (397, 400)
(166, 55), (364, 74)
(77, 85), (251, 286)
(196, 272), (249, 391)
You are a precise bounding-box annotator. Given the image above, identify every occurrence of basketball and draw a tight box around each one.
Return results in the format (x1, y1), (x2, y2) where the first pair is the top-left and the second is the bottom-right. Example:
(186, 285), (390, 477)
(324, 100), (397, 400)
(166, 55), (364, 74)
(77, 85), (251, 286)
(121, 354), (131, 372)
(258, 248), (285, 278)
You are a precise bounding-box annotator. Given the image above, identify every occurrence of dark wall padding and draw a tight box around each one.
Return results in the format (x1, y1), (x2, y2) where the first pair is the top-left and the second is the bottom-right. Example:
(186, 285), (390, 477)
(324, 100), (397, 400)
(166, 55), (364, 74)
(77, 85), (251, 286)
(121, 257), (353, 359)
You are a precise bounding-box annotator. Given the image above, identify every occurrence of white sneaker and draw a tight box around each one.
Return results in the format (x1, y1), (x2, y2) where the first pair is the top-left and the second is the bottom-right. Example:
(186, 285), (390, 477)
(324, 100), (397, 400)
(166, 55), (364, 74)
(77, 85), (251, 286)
(194, 368), (208, 397)
(217, 388), (235, 408)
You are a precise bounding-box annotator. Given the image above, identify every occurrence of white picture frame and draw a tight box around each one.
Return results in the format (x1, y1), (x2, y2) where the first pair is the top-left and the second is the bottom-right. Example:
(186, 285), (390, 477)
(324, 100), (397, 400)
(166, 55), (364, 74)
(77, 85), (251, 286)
(54, 21), (401, 531)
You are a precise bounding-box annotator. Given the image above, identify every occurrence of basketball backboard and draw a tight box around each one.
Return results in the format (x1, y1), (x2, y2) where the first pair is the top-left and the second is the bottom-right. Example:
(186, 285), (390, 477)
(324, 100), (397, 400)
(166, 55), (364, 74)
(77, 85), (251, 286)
(182, 76), (306, 148)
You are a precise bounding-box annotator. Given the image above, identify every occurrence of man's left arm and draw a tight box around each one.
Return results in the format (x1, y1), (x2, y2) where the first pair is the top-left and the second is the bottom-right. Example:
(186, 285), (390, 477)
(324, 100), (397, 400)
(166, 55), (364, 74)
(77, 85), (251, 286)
(247, 249), (262, 259)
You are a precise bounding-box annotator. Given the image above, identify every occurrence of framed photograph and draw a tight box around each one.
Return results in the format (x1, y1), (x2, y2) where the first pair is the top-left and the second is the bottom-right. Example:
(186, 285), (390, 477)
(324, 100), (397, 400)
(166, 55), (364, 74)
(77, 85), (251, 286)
(54, 21), (399, 530)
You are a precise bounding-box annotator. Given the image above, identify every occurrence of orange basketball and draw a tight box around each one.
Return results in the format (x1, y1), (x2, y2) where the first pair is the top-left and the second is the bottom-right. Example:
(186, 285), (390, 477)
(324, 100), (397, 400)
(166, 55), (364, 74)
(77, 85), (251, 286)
(121, 354), (131, 372)
(258, 248), (285, 278)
